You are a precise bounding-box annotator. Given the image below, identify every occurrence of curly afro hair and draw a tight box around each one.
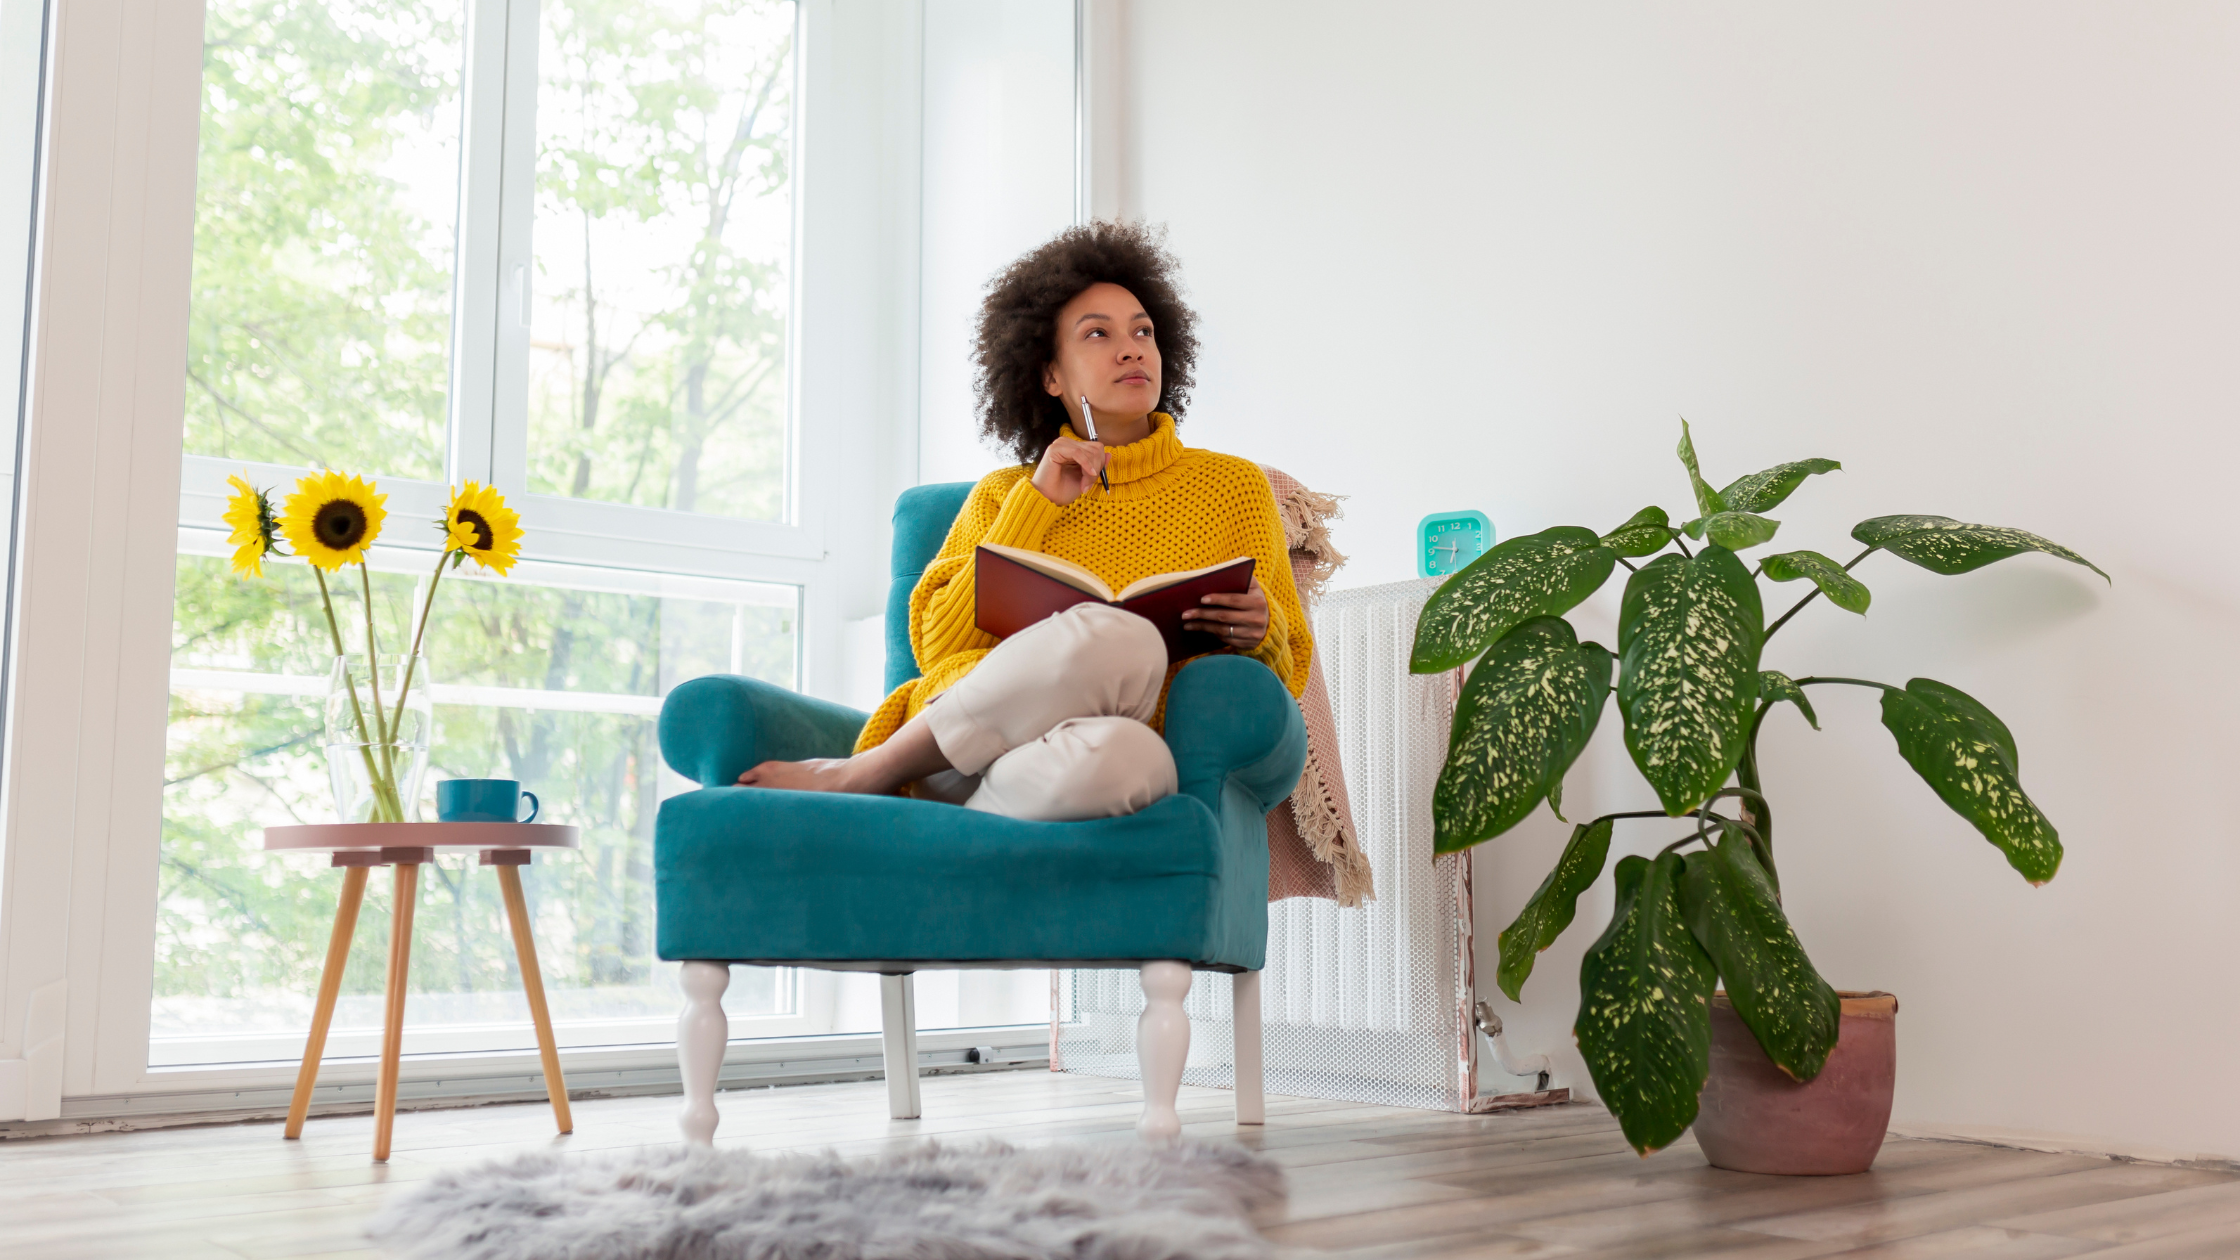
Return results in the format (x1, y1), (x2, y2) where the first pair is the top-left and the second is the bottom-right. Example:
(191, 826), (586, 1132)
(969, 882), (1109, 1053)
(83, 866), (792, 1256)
(972, 221), (1199, 466)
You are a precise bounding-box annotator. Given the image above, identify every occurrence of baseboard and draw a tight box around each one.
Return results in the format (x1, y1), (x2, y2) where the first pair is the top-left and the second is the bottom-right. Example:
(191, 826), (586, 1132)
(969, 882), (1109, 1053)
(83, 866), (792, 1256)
(1890, 1121), (2240, 1173)
(0, 1031), (1050, 1139)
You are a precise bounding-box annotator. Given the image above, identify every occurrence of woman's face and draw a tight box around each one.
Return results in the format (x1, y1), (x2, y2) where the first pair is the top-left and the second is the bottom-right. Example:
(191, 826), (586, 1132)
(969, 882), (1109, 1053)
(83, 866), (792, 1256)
(1041, 282), (1162, 425)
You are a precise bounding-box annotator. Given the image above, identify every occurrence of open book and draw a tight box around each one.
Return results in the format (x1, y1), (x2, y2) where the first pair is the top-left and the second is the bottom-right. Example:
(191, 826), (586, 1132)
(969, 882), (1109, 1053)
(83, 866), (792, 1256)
(975, 543), (1257, 663)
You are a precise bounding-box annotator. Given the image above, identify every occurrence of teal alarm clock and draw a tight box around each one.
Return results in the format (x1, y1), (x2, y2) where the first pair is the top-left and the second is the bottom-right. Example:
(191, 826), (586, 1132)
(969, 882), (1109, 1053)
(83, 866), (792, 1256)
(1418, 511), (1493, 577)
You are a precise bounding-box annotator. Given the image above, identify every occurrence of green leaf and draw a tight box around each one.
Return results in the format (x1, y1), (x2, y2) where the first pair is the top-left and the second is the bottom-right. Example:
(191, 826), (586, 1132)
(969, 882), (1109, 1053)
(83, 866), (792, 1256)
(1908, 676), (2017, 768)
(1852, 515), (2108, 582)
(1493, 818), (1613, 1001)
(1576, 853), (1715, 1156)
(1879, 678), (2061, 884)
(1676, 419), (1726, 519)
(1678, 831), (1841, 1082)
(1616, 547), (1765, 816)
(1602, 506), (1673, 558)
(1757, 669), (1818, 730)
(1718, 459), (1842, 514)
(1761, 549), (1871, 615)
(1432, 618), (1613, 853)
(1410, 527), (1618, 674)
(1699, 511), (1780, 552)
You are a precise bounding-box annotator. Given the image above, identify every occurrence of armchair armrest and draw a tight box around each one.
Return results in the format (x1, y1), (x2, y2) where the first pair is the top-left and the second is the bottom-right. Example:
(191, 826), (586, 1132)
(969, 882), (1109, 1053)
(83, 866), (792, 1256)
(1162, 655), (1308, 816)
(658, 676), (869, 788)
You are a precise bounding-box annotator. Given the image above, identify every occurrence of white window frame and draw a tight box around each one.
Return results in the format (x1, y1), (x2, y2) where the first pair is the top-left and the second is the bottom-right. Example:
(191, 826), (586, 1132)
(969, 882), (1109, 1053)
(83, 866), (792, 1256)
(0, 0), (945, 1118)
(0, 0), (46, 1122)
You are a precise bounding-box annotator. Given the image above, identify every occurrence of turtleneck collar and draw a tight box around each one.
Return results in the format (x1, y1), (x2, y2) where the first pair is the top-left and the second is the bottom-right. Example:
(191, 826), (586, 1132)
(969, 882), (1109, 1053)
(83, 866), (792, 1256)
(1059, 412), (1184, 486)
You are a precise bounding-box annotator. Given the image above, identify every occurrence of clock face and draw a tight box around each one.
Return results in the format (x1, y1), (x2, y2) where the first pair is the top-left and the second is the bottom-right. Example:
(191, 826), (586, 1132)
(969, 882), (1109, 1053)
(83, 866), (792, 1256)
(1418, 511), (1494, 577)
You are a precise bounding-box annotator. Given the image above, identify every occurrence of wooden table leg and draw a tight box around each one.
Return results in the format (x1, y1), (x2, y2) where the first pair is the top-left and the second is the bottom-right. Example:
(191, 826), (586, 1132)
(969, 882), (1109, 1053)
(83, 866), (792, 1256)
(284, 865), (369, 1139)
(372, 861), (419, 1163)
(496, 864), (573, 1134)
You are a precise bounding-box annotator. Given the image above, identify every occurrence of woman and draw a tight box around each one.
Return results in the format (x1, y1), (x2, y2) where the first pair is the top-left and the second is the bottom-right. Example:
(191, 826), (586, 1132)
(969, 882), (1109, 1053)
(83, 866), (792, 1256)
(740, 222), (1310, 820)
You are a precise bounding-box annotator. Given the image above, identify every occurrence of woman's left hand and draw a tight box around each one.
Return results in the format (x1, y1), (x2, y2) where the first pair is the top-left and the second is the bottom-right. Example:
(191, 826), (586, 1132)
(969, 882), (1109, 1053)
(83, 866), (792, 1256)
(1184, 578), (1269, 652)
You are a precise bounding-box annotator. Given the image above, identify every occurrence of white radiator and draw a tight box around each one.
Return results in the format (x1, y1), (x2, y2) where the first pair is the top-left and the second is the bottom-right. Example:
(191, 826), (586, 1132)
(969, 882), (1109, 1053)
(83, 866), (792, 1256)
(1060, 577), (1494, 1112)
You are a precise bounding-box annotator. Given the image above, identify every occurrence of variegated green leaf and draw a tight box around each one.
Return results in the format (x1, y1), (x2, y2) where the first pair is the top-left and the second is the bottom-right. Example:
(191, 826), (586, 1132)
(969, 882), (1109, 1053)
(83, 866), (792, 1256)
(1676, 419), (1726, 519)
(1576, 852), (1715, 1156)
(1432, 618), (1613, 853)
(1852, 515), (2108, 582)
(1879, 678), (2061, 884)
(1410, 527), (1618, 674)
(1757, 669), (1818, 730)
(1494, 817), (1613, 1001)
(1908, 676), (2016, 768)
(1678, 831), (1841, 1082)
(1718, 459), (1841, 514)
(1699, 511), (1780, 552)
(1617, 547), (1765, 816)
(1762, 549), (1871, 615)
(1602, 506), (1674, 558)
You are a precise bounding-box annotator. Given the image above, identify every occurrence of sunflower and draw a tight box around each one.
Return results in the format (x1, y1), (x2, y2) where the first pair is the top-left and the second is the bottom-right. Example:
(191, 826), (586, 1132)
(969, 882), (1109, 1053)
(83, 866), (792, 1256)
(440, 481), (523, 574)
(280, 470), (387, 571)
(221, 473), (284, 577)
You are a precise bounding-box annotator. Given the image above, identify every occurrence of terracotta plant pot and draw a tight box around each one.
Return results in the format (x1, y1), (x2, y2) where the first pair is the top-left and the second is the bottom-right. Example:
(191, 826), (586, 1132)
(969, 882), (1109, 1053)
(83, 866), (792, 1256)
(1693, 990), (1898, 1175)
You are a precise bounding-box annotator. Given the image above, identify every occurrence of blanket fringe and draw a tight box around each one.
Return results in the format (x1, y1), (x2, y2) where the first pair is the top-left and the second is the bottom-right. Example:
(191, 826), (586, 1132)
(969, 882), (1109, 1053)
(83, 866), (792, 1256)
(1291, 738), (1375, 907)
(1271, 480), (1348, 604)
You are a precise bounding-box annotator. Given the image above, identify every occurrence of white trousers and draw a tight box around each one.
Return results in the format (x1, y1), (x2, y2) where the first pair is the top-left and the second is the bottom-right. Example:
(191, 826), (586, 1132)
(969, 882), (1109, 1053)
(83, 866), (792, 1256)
(917, 603), (1178, 822)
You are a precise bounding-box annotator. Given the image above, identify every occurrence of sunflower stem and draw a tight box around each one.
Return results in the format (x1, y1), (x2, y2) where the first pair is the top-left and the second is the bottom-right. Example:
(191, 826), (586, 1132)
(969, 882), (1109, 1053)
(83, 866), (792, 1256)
(358, 564), (399, 809)
(389, 547), (449, 749)
(317, 568), (399, 821)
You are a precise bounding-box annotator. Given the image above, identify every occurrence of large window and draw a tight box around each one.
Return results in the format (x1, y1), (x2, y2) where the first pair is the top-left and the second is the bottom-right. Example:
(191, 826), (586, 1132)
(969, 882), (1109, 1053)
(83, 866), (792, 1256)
(151, 0), (1080, 1083)
(158, 0), (811, 1067)
(158, 0), (1054, 1073)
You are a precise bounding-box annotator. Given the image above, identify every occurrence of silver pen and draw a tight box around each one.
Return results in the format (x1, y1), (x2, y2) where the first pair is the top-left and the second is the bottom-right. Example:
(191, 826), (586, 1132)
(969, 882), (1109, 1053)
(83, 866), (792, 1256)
(1079, 394), (1111, 493)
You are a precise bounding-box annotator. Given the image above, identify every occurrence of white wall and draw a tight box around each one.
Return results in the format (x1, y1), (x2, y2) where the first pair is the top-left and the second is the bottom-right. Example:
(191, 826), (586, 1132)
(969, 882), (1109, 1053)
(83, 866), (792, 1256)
(916, 0), (1075, 488)
(1108, 0), (2240, 1159)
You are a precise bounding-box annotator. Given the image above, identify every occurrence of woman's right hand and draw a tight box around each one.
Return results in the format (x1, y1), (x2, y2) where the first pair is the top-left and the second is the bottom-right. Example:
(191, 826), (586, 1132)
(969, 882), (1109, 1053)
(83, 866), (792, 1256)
(1030, 435), (1109, 506)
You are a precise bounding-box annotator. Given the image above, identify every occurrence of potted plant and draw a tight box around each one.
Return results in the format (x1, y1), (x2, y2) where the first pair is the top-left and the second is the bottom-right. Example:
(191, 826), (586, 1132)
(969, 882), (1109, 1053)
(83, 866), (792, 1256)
(1411, 423), (2102, 1172)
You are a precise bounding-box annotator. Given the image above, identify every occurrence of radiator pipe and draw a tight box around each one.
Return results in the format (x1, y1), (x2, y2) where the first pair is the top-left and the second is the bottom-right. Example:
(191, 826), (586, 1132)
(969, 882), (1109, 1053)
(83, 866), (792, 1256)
(1474, 1000), (1552, 1093)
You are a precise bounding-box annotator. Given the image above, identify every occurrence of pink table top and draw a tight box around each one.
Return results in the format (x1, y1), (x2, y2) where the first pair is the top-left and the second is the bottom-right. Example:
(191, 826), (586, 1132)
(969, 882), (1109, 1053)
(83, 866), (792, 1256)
(263, 822), (581, 852)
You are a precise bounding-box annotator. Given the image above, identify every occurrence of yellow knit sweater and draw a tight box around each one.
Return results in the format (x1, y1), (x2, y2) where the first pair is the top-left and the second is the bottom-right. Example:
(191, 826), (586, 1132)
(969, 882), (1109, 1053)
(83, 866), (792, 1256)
(854, 414), (1311, 752)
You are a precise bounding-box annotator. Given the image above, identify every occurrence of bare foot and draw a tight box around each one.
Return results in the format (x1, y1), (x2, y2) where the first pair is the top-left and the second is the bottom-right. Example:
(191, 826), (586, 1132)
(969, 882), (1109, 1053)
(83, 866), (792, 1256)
(736, 757), (880, 793)
(734, 718), (951, 796)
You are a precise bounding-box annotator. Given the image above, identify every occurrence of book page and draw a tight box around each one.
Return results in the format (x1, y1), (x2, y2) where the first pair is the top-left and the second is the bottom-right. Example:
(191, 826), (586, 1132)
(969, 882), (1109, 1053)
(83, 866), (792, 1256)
(978, 543), (1115, 602)
(1114, 556), (1253, 602)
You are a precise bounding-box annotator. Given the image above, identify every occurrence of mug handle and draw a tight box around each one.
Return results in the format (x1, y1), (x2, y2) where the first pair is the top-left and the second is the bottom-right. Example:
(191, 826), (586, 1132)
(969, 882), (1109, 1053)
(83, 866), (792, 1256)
(518, 791), (539, 824)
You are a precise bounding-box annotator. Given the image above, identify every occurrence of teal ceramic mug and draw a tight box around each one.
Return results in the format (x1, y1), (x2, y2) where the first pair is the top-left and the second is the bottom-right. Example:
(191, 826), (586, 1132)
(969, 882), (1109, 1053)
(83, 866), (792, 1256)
(436, 778), (539, 823)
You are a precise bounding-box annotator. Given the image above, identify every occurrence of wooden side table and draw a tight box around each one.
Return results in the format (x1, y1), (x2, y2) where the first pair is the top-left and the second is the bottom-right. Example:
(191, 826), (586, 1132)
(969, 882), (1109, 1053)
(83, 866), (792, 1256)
(264, 821), (581, 1161)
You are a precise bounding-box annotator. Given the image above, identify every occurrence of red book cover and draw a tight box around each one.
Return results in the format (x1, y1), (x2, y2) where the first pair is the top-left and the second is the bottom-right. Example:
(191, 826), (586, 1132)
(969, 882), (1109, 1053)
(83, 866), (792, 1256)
(974, 545), (1257, 663)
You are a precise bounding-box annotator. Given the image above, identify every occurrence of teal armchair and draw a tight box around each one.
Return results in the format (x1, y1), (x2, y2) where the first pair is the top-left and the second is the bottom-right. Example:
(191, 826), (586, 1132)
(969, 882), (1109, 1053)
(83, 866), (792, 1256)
(656, 483), (1308, 1142)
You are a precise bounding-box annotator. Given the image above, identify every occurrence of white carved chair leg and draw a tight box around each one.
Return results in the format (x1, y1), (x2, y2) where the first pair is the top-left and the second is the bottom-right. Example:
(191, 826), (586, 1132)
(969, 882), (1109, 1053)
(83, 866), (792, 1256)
(1232, 969), (1264, 1125)
(880, 972), (921, 1120)
(1137, 960), (1192, 1140)
(677, 961), (730, 1145)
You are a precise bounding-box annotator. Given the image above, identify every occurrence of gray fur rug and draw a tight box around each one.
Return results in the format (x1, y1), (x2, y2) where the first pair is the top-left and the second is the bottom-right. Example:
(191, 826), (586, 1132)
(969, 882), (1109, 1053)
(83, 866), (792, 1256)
(366, 1138), (1286, 1260)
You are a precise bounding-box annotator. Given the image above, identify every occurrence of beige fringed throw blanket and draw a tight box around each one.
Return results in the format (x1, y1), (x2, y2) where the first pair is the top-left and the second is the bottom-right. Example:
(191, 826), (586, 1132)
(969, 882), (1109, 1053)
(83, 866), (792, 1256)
(1260, 467), (1374, 907)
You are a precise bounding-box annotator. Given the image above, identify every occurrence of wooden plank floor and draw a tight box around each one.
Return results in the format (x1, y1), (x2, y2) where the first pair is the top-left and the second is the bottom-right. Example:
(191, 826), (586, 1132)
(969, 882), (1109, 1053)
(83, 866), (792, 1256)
(2, 1071), (2235, 1259)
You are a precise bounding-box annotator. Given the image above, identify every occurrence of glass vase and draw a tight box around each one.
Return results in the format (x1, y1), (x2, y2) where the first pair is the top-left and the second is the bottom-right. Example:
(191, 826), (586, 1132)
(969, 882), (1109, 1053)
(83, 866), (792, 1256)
(324, 653), (432, 823)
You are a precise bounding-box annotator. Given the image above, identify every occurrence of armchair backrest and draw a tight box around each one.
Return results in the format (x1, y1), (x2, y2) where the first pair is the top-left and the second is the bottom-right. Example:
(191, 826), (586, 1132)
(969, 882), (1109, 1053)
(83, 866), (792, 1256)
(885, 482), (977, 694)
